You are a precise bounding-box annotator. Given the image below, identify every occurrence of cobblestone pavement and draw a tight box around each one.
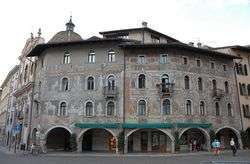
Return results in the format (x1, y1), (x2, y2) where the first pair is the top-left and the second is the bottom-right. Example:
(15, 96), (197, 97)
(0, 148), (250, 164)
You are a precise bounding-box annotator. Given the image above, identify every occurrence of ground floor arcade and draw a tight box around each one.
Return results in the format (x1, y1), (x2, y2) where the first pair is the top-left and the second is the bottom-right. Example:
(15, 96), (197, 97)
(32, 124), (243, 154)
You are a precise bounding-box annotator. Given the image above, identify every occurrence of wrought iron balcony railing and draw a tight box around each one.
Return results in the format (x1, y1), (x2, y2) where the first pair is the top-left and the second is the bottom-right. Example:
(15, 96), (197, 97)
(103, 86), (118, 98)
(212, 89), (225, 100)
(156, 83), (174, 97)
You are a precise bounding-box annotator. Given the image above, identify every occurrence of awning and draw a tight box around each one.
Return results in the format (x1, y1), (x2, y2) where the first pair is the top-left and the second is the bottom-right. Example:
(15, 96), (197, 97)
(122, 123), (173, 129)
(75, 123), (121, 129)
(176, 123), (212, 129)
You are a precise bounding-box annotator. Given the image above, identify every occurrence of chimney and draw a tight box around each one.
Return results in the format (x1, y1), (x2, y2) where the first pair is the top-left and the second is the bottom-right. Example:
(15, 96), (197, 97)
(142, 21), (148, 28)
(188, 42), (194, 47)
(197, 42), (202, 48)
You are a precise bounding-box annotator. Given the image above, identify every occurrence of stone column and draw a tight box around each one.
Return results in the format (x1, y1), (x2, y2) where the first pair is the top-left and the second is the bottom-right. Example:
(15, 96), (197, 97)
(77, 139), (82, 153)
(124, 136), (128, 153)
(171, 140), (175, 153)
(115, 136), (119, 154)
(147, 130), (151, 152)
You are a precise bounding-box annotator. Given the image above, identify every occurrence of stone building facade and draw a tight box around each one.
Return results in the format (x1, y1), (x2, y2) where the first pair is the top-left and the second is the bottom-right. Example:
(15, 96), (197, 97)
(0, 65), (19, 142)
(214, 46), (250, 148)
(4, 19), (244, 153)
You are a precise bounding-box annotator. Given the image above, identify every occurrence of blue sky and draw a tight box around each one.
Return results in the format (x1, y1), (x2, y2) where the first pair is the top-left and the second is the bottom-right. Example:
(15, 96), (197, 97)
(0, 0), (249, 83)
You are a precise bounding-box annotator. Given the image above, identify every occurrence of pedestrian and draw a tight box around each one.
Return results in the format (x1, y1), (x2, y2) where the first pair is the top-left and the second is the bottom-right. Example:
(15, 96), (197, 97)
(212, 140), (216, 155)
(216, 139), (221, 155)
(30, 143), (35, 155)
(230, 138), (237, 156)
(193, 139), (197, 152)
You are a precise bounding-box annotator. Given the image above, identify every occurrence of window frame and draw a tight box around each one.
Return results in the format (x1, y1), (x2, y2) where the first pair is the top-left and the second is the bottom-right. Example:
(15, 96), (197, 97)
(200, 101), (205, 116)
(215, 102), (220, 116)
(186, 100), (192, 115)
(59, 102), (67, 116)
(138, 99), (147, 116)
(162, 99), (171, 115)
(138, 55), (146, 64)
(85, 101), (94, 117)
(108, 50), (116, 62)
(160, 54), (168, 64)
(184, 75), (190, 90)
(61, 77), (69, 91)
(106, 101), (116, 116)
(138, 74), (146, 89)
(63, 52), (71, 64)
(88, 50), (96, 63)
(87, 76), (95, 90)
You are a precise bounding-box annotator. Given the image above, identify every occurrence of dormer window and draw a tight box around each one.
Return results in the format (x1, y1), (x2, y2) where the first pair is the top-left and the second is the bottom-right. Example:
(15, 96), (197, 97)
(151, 35), (160, 43)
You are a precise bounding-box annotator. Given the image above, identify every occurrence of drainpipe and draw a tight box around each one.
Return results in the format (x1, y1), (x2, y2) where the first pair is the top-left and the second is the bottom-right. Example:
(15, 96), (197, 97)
(122, 48), (126, 154)
(234, 63), (244, 131)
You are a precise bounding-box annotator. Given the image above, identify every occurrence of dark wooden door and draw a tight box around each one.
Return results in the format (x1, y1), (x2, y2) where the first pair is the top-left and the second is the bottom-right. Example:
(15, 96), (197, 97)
(141, 132), (148, 152)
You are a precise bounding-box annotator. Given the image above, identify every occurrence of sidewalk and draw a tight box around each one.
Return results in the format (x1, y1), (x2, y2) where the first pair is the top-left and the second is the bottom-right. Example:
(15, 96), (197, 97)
(44, 150), (244, 157)
(0, 145), (249, 157)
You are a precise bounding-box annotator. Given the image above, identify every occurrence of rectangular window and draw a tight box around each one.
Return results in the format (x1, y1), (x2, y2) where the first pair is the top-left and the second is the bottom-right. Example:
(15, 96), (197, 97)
(243, 105), (250, 118)
(108, 51), (115, 62)
(88, 53), (95, 63)
(197, 60), (201, 67)
(138, 55), (146, 64)
(211, 62), (215, 69)
(223, 65), (227, 71)
(183, 57), (187, 65)
(160, 54), (168, 64)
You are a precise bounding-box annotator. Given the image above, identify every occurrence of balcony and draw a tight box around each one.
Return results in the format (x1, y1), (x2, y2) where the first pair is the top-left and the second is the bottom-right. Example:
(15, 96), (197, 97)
(103, 86), (118, 99)
(156, 83), (174, 98)
(212, 89), (225, 100)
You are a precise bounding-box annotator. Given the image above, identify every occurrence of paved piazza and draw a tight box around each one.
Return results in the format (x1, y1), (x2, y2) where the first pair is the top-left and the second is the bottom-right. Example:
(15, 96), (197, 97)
(0, 150), (250, 164)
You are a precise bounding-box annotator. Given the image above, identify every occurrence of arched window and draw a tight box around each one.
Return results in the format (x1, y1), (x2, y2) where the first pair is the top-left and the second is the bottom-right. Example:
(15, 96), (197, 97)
(200, 101), (205, 116)
(108, 50), (115, 62)
(198, 77), (202, 91)
(87, 76), (94, 90)
(162, 74), (169, 84)
(24, 65), (28, 82)
(228, 103), (232, 117)
(224, 81), (229, 94)
(162, 99), (171, 115)
(244, 64), (248, 75)
(184, 76), (190, 89)
(138, 74), (145, 89)
(62, 78), (69, 91)
(212, 79), (217, 90)
(215, 102), (220, 116)
(59, 102), (67, 116)
(85, 102), (93, 116)
(107, 101), (115, 116)
(88, 50), (95, 63)
(247, 84), (250, 96)
(138, 100), (146, 116)
(108, 75), (115, 89)
(63, 52), (71, 64)
(186, 100), (192, 115)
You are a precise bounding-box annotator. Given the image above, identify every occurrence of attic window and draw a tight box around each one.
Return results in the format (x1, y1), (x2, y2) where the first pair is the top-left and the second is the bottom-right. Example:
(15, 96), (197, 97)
(151, 35), (160, 43)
